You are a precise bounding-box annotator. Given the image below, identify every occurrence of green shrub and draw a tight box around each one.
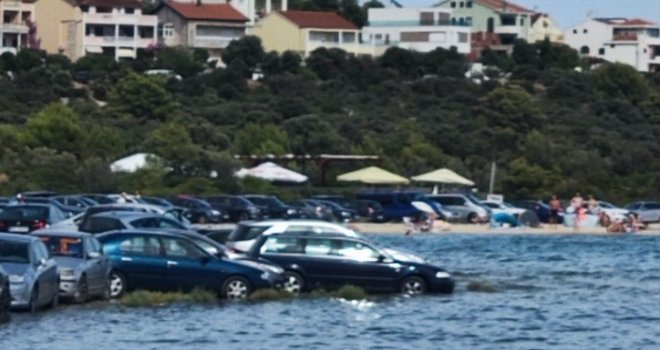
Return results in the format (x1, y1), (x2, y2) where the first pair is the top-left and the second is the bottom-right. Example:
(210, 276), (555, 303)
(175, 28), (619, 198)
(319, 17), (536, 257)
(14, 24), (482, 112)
(332, 285), (367, 300)
(121, 289), (216, 307)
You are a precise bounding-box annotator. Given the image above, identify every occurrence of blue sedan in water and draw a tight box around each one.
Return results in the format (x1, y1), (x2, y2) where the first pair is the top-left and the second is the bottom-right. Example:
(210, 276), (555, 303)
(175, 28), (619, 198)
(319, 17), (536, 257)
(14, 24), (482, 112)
(248, 233), (455, 295)
(97, 230), (284, 300)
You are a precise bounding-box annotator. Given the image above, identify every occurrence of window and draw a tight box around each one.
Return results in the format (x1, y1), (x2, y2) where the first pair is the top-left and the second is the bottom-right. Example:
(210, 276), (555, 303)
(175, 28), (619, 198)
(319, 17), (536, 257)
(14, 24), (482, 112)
(131, 218), (159, 228)
(573, 29), (577, 34)
(466, 1), (472, 7)
(458, 32), (468, 43)
(38, 236), (83, 258)
(342, 32), (356, 43)
(459, 18), (465, 25)
(465, 16), (473, 25)
(459, 1), (464, 8)
(163, 23), (174, 38)
(0, 241), (30, 264)
(124, 7), (134, 14)
(336, 241), (379, 261)
(438, 12), (450, 24)
(228, 224), (269, 241)
(304, 239), (333, 256)
(450, 1), (456, 8)
(80, 5), (89, 12)
(162, 238), (205, 258)
(520, 18), (525, 26)
(599, 48), (605, 55)
(118, 236), (161, 256)
(583, 29), (588, 34)
(543, 20), (549, 28)
(86, 217), (125, 233)
(610, 44), (615, 48)
(261, 237), (304, 254)
(420, 12), (434, 26)
(451, 18), (457, 25)
(159, 218), (185, 229)
(580, 46), (590, 55)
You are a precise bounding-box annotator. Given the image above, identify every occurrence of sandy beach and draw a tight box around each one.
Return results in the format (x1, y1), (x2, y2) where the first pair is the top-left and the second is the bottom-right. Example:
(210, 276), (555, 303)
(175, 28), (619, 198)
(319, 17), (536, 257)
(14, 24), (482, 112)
(351, 222), (660, 235)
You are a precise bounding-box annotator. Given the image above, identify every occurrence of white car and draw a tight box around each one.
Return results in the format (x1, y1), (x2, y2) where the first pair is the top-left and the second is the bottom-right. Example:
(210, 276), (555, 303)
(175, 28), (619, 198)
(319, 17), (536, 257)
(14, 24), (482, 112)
(481, 201), (526, 217)
(592, 201), (629, 221)
(225, 220), (361, 253)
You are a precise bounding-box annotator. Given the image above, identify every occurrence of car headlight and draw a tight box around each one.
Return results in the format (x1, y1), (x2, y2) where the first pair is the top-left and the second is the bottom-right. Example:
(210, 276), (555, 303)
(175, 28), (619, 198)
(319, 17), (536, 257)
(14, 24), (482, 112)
(341, 211), (351, 217)
(248, 207), (259, 214)
(287, 209), (297, 215)
(58, 268), (75, 278)
(9, 275), (24, 284)
(211, 210), (220, 215)
(435, 271), (451, 279)
(260, 271), (272, 280)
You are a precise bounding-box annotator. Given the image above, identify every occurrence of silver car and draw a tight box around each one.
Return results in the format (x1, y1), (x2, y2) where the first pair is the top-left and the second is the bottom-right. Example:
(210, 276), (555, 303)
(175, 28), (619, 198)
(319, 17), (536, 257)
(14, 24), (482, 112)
(0, 233), (59, 312)
(32, 231), (111, 303)
(625, 201), (660, 223)
(427, 194), (490, 223)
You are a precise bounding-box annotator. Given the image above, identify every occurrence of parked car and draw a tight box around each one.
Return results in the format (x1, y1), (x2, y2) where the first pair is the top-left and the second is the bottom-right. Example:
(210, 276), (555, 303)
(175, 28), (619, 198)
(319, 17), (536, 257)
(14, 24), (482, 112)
(23, 197), (85, 216)
(481, 201), (526, 217)
(313, 199), (359, 222)
(0, 204), (68, 233)
(351, 199), (387, 222)
(139, 196), (175, 209)
(225, 220), (362, 253)
(357, 191), (453, 222)
(427, 194), (490, 223)
(204, 195), (263, 222)
(242, 195), (304, 220)
(509, 200), (559, 224)
(32, 231), (111, 303)
(79, 194), (115, 205)
(77, 203), (174, 233)
(0, 266), (9, 322)
(167, 196), (229, 224)
(80, 212), (191, 235)
(19, 191), (57, 198)
(97, 230), (284, 299)
(0, 233), (59, 312)
(625, 201), (660, 223)
(298, 199), (336, 221)
(587, 201), (629, 222)
(52, 195), (95, 210)
(248, 233), (454, 295)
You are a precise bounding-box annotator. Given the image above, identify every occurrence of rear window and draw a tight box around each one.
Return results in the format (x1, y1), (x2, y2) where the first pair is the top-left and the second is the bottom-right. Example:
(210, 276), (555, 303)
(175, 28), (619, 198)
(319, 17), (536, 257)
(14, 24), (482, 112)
(645, 203), (660, 209)
(0, 206), (48, 221)
(85, 217), (124, 233)
(37, 236), (84, 258)
(0, 240), (30, 263)
(228, 224), (270, 241)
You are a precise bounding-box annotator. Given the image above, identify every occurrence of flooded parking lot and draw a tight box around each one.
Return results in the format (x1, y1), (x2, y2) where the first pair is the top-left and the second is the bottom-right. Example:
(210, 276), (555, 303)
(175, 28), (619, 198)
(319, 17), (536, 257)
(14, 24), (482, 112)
(2, 233), (660, 349)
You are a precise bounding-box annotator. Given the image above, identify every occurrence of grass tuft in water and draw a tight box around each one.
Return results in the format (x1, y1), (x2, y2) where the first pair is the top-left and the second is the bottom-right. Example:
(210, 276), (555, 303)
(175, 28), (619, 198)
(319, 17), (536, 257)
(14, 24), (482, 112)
(248, 288), (294, 301)
(121, 288), (216, 307)
(466, 281), (498, 293)
(331, 285), (368, 300)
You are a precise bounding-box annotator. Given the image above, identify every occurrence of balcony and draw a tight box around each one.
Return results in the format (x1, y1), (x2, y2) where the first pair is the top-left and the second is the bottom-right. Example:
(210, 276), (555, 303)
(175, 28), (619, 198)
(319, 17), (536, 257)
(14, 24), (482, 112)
(1, 23), (28, 34)
(83, 12), (157, 26)
(494, 25), (521, 35)
(366, 20), (469, 27)
(193, 36), (238, 49)
(85, 35), (155, 48)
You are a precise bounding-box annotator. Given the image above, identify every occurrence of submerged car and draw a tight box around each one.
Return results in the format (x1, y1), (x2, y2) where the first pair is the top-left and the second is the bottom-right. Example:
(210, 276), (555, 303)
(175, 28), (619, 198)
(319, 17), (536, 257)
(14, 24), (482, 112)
(248, 233), (454, 295)
(32, 231), (111, 303)
(0, 234), (59, 312)
(97, 230), (284, 299)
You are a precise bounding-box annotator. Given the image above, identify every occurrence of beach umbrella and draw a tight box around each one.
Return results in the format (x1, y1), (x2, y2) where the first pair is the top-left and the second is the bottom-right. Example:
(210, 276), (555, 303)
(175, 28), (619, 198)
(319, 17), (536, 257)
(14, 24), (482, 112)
(235, 162), (308, 183)
(110, 153), (159, 173)
(411, 168), (475, 186)
(337, 166), (409, 185)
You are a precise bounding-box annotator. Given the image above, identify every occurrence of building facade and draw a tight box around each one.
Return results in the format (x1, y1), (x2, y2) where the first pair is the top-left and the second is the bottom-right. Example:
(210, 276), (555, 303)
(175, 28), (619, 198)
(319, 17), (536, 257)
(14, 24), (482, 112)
(362, 8), (471, 54)
(169, 0), (287, 26)
(530, 13), (563, 43)
(0, 0), (35, 54)
(250, 10), (373, 57)
(156, 1), (248, 60)
(565, 18), (660, 72)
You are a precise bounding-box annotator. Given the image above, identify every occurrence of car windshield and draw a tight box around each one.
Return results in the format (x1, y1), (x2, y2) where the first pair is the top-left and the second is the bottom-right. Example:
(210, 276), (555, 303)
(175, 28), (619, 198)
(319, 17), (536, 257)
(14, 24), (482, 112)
(0, 206), (48, 221)
(37, 236), (84, 258)
(190, 237), (224, 257)
(249, 196), (285, 207)
(0, 240), (30, 263)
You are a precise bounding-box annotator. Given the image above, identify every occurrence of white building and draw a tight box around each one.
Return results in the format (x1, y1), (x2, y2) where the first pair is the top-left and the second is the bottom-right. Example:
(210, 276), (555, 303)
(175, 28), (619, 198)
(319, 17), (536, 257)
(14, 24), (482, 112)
(565, 17), (660, 72)
(362, 8), (471, 54)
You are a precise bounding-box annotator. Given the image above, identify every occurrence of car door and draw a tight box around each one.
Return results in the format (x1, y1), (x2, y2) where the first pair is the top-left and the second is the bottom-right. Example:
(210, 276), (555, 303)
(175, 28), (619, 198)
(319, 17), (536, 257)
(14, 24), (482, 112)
(114, 235), (167, 291)
(83, 237), (106, 294)
(34, 241), (58, 304)
(300, 238), (354, 290)
(160, 237), (219, 292)
(333, 240), (401, 292)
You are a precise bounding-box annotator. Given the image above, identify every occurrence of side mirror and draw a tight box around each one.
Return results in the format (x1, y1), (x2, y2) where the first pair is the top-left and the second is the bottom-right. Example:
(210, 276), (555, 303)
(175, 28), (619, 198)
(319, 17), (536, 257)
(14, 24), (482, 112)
(88, 252), (101, 259)
(37, 258), (47, 267)
(377, 254), (390, 263)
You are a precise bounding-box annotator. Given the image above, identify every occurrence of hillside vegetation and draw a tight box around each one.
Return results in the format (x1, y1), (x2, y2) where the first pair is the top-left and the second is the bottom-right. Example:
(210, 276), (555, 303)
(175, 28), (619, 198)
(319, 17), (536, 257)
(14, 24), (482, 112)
(0, 37), (658, 202)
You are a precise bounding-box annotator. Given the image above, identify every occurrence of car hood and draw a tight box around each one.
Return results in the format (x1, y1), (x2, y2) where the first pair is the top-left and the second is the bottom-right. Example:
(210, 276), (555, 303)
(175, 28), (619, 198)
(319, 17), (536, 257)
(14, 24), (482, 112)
(52, 256), (83, 270)
(230, 256), (284, 274)
(0, 262), (29, 276)
(383, 248), (427, 264)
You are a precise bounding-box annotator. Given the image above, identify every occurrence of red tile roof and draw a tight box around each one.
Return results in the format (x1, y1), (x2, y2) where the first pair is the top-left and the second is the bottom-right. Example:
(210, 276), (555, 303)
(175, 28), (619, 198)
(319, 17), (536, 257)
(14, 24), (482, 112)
(476, 0), (533, 14)
(277, 11), (358, 30)
(621, 18), (656, 26)
(80, 0), (143, 7)
(165, 1), (248, 22)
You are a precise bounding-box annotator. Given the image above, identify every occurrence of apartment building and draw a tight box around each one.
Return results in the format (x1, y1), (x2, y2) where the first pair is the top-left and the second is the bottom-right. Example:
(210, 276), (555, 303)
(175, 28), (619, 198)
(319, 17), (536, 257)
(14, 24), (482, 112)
(530, 13), (563, 43)
(565, 17), (660, 72)
(0, 0), (35, 54)
(35, 0), (157, 61)
(362, 8), (471, 54)
(169, 0), (288, 26)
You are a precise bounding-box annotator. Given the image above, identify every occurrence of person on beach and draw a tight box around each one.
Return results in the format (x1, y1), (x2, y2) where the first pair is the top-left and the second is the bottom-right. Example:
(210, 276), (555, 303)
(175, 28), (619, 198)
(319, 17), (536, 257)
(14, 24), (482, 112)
(588, 194), (598, 213)
(549, 195), (562, 229)
(571, 192), (583, 212)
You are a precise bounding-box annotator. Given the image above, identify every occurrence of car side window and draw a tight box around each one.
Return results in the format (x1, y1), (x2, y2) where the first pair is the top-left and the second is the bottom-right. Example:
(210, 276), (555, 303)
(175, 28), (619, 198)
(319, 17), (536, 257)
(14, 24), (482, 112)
(159, 218), (184, 229)
(35, 241), (50, 261)
(130, 218), (159, 228)
(89, 237), (103, 254)
(335, 241), (379, 261)
(261, 237), (304, 254)
(118, 236), (161, 256)
(304, 239), (333, 256)
(162, 238), (205, 258)
(285, 225), (318, 233)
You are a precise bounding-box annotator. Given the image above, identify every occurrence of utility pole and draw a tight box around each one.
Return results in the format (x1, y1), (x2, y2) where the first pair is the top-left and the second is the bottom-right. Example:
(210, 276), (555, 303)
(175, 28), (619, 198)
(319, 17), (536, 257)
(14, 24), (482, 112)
(488, 161), (496, 194)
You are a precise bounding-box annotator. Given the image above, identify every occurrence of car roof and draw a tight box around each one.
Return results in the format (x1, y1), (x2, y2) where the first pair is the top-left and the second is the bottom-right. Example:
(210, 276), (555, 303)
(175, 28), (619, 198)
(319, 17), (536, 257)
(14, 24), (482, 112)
(0, 233), (40, 243)
(91, 211), (161, 219)
(31, 230), (92, 238)
(242, 219), (340, 227)
(97, 229), (186, 240)
(4, 203), (52, 209)
(260, 231), (363, 240)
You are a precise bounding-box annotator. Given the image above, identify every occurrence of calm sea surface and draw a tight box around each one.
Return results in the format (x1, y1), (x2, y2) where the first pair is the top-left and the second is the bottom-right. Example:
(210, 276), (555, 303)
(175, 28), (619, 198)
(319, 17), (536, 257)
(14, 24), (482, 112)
(2, 233), (660, 350)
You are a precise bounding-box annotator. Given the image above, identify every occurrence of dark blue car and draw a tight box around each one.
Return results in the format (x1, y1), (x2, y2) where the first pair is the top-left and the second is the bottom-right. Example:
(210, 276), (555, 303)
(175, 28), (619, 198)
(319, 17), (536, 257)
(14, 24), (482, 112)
(97, 230), (284, 300)
(248, 233), (454, 295)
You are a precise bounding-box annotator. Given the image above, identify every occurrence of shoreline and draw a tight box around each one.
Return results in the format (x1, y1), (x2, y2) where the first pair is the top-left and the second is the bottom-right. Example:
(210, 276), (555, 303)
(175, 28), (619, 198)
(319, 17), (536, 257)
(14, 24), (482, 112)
(350, 223), (660, 235)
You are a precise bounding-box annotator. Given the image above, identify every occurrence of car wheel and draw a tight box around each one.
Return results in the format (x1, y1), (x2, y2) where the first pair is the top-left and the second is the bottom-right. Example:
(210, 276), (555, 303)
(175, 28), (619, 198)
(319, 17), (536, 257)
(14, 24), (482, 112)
(401, 276), (427, 296)
(282, 271), (305, 294)
(0, 282), (10, 323)
(109, 271), (127, 299)
(221, 276), (251, 300)
(467, 213), (478, 223)
(74, 276), (89, 304)
(28, 286), (39, 314)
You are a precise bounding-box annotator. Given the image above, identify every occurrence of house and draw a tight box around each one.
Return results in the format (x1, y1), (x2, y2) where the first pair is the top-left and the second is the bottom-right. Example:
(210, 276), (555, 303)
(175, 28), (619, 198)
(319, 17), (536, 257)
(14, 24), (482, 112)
(362, 8), (471, 54)
(250, 10), (370, 57)
(530, 13), (563, 43)
(565, 17), (660, 72)
(155, 1), (248, 60)
(166, 0), (288, 26)
(0, 0), (36, 54)
(34, 0), (158, 61)
(434, 0), (534, 56)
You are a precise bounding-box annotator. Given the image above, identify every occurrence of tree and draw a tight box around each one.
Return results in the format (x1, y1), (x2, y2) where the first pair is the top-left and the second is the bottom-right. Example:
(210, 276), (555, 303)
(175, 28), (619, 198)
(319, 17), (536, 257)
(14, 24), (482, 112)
(146, 123), (200, 175)
(222, 36), (265, 71)
(481, 86), (544, 133)
(155, 47), (204, 77)
(233, 123), (290, 155)
(108, 73), (178, 122)
(21, 103), (85, 157)
(592, 63), (651, 105)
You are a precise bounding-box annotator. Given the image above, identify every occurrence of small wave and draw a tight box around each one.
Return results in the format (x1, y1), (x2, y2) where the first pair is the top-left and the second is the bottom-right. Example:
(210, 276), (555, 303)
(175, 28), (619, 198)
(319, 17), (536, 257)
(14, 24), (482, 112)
(466, 281), (498, 293)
